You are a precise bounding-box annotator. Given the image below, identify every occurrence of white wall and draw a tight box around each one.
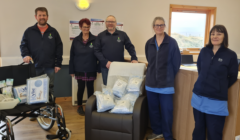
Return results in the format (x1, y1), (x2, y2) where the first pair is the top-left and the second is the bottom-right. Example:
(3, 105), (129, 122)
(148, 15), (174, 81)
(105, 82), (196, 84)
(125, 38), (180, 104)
(0, 0), (240, 65)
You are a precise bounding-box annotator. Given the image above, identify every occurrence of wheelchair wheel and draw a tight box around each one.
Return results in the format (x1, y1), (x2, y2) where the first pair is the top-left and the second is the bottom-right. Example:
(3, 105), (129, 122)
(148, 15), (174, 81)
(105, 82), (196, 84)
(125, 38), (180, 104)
(2, 118), (14, 140)
(56, 128), (71, 140)
(37, 106), (55, 131)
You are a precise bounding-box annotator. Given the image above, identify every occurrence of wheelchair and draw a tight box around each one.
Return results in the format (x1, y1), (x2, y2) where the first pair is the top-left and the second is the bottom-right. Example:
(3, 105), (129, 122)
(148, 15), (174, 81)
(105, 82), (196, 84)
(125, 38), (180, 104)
(0, 88), (72, 140)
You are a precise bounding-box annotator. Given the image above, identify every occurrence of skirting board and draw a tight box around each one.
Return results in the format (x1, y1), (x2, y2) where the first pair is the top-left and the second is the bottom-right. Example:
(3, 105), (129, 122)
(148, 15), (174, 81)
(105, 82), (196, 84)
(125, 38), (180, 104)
(55, 97), (87, 105)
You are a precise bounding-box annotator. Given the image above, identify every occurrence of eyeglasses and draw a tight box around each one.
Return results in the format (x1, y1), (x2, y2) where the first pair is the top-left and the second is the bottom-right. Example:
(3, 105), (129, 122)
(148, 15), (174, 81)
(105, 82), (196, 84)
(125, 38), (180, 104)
(154, 24), (165, 28)
(106, 21), (116, 24)
(82, 26), (90, 29)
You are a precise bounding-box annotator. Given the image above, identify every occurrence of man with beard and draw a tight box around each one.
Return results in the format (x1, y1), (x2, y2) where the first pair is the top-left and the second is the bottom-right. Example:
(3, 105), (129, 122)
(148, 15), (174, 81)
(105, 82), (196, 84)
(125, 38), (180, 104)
(94, 15), (138, 85)
(20, 7), (63, 120)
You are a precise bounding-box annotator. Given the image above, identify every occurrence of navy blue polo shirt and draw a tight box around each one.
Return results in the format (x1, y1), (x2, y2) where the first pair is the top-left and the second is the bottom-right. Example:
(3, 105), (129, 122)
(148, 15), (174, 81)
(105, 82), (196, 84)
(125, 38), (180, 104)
(94, 30), (138, 68)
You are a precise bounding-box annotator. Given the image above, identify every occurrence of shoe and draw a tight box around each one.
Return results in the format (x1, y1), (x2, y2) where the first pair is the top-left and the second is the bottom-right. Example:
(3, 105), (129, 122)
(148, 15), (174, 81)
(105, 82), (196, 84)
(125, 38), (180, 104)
(29, 117), (36, 121)
(147, 133), (163, 140)
(77, 106), (85, 116)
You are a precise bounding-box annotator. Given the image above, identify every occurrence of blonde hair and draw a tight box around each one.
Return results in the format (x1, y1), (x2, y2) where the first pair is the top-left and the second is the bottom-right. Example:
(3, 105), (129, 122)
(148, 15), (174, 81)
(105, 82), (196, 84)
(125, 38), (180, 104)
(152, 17), (165, 27)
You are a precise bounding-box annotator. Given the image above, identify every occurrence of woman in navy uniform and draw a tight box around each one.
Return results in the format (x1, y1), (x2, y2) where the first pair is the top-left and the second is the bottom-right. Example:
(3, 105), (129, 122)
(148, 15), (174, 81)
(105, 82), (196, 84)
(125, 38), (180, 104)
(145, 17), (181, 140)
(192, 25), (238, 140)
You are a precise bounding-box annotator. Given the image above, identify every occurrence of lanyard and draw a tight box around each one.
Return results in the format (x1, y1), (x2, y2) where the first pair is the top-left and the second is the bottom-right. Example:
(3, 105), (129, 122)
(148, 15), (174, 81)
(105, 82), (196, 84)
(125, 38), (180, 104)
(155, 39), (159, 51)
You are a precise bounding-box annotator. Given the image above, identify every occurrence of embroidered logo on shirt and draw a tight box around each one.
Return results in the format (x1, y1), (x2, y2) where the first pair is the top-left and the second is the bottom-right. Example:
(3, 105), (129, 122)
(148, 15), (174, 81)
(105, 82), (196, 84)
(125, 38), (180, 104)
(218, 58), (223, 62)
(89, 42), (93, 48)
(48, 33), (53, 39)
(117, 37), (121, 42)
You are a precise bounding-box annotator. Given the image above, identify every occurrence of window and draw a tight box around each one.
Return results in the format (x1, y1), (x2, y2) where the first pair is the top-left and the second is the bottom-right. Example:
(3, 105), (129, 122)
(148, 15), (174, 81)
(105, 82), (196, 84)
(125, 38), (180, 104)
(168, 5), (216, 54)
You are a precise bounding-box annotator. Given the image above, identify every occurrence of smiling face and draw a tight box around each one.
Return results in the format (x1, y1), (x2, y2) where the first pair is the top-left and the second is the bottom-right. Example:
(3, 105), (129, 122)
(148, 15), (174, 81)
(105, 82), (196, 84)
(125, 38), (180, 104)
(153, 19), (166, 35)
(80, 23), (90, 34)
(35, 11), (48, 26)
(105, 16), (117, 32)
(210, 30), (224, 46)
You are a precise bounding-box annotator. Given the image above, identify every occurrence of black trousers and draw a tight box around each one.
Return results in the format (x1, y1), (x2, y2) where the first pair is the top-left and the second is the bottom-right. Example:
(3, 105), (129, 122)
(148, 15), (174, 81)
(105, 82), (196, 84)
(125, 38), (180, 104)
(77, 80), (94, 105)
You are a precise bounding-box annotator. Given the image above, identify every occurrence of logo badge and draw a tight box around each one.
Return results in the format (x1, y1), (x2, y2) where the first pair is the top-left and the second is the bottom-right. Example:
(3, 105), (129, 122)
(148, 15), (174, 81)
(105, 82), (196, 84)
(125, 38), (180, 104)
(218, 58), (223, 62)
(117, 37), (121, 42)
(48, 33), (53, 39)
(89, 42), (93, 48)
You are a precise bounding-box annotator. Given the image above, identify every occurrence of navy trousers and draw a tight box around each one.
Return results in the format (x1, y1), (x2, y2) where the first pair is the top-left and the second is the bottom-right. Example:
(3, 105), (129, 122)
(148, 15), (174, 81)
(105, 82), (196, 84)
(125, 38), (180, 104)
(193, 108), (226, 140)
(147, 90), (173, 140)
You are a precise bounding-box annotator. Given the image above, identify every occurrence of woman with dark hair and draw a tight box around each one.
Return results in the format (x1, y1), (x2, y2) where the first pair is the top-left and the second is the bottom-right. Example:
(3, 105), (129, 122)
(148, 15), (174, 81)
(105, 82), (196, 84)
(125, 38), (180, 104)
(69, 18), (100, 116)
(192, 25), (238, 140)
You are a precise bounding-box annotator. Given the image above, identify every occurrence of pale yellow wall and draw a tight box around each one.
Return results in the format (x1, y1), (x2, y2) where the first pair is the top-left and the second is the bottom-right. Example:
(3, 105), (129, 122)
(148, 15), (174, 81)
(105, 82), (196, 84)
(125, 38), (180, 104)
(0, 0), (240, 60)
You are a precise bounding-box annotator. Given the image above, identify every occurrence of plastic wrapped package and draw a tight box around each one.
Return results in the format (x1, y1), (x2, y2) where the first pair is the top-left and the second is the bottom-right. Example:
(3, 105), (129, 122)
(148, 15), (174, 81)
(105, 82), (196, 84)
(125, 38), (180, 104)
(6, 79), (14, 86)
(102, 84), (114, 98)
(27, 77), (49, 104)
(0, 80), (7, 88)
(110, 100), (133, 114)
(94, 91), (102, 96)
(112, 78), (128, 98)
(2, 86), (14, 98)
(96, 93), (115, 112)
(114, 96), (121, 104)
(0, 97), (20, 110)
(13, 85), (27, 104)
(122, 92), (139, 106)
(127, 75), (143, 92)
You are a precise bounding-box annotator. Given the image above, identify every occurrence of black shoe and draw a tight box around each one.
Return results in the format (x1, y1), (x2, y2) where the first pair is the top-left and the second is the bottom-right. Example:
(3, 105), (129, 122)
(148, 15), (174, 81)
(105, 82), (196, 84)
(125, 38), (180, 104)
(77, 106), (85, 116)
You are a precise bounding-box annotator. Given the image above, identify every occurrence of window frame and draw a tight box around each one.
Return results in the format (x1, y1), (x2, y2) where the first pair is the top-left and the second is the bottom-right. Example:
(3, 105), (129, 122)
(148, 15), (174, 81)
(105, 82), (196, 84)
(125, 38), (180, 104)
(168, 4), (217, 54)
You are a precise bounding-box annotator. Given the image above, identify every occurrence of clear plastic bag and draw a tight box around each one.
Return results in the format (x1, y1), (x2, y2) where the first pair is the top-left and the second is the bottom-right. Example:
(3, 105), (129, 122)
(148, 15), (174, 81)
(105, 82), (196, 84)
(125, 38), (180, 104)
(122, 92), (139, 106)
(0, 80), (7, 88)
(127, 75), (143, 92)
(114, 96), (121, 104)
(94, 91), (102, 96)
(27, 76), (49, 105)
(6, 79), (14, 86)
(110, 100), (133, 114)
(2, 86), (14, 98)
(102, 84), (114, 98)
(13, 85), (27, 104)
(96, 93), (115, 112)
(112, 77), (128, 98)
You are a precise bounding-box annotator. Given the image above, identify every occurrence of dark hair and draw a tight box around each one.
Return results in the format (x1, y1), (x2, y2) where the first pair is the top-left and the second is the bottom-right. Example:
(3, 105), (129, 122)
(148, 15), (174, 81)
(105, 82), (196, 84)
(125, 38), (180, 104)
(79, 18), (91, 28)
(206, 25), (228, 48)
(35, 7), (48, 16)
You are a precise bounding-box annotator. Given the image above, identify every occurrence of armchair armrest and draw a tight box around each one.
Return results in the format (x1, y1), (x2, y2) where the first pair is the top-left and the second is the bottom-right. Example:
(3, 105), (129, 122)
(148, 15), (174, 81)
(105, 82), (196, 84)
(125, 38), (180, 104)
(85, 95), (97, 140)
(133, 95), (148, 140)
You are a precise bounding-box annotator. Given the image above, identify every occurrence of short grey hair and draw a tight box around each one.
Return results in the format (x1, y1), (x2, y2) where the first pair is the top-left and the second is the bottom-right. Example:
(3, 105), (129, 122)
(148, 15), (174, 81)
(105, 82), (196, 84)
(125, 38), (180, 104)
(152, 17), (165, 27)
(106, 15), (117, 22)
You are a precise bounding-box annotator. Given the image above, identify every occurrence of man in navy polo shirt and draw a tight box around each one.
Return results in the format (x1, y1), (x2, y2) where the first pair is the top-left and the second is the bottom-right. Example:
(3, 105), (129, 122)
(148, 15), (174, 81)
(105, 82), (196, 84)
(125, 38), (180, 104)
(20, 7), (63, 120)
(94, 15), (138, 85)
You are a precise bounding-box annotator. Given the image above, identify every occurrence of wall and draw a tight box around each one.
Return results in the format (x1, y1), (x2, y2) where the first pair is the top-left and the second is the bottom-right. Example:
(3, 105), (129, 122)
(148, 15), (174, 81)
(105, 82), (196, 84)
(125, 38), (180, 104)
(0, 0), (240, 65)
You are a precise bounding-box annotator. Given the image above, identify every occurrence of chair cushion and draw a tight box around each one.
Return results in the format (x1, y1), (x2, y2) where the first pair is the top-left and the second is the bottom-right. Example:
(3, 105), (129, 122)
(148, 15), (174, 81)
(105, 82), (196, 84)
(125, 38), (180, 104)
(91, 111), (133, 134)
